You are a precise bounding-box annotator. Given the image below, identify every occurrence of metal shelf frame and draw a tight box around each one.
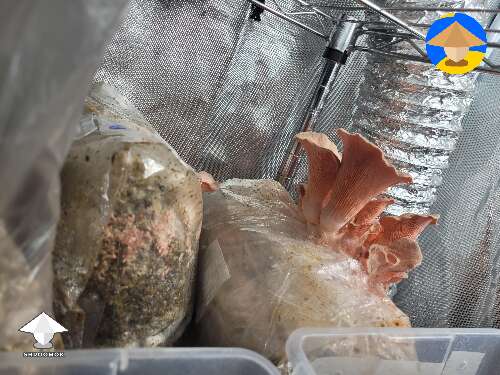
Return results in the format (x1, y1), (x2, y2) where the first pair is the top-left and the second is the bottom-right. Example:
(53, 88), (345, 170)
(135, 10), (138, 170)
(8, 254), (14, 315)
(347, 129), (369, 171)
(247, 0), (500, 74)
(245, 0), (500, 186)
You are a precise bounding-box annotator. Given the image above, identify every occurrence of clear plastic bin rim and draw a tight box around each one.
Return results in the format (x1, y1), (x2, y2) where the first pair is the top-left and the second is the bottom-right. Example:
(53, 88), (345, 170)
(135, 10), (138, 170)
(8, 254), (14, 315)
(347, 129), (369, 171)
(0, 347), (280, 374)
(286, 327), (500, 375)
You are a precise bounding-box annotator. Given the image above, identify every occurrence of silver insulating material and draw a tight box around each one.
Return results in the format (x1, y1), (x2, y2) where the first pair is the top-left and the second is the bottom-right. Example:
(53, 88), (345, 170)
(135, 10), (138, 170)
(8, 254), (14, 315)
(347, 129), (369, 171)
(351, 0), (489, 216)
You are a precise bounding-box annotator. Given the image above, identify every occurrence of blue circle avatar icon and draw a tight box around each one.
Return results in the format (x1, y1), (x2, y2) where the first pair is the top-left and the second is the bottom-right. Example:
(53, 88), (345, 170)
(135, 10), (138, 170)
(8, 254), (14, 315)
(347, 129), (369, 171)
(426, 13), (487, 74)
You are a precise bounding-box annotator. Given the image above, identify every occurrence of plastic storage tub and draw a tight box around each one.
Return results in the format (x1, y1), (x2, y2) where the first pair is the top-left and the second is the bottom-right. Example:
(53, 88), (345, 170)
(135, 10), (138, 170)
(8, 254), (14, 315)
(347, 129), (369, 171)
(0, 347), (280, 375)
(286, 328), (500, 375)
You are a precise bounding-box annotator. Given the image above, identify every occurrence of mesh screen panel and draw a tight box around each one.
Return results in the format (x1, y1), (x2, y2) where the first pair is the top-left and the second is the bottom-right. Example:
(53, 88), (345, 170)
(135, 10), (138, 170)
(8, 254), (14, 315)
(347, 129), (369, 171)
(96, 0), (333, 180)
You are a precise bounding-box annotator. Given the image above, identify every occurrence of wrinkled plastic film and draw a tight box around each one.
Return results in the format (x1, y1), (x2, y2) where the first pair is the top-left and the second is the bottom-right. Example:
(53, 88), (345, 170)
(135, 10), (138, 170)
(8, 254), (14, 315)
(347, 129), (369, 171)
(0, 0), (128, 351)
(196, 179), (413, 363)
(53, 84), (203, 348)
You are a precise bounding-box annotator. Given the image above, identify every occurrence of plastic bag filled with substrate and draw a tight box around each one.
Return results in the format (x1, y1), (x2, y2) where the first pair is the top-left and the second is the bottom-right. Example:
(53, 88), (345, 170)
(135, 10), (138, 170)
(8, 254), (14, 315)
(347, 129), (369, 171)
(194, 131), (437, 363)
(53, 83), (203, 348)
(0, 1), (127, 351)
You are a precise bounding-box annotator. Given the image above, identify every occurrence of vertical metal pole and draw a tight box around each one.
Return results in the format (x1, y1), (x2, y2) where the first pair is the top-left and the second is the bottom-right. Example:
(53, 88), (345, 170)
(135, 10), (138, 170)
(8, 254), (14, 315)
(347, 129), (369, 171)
(278, 19), (358, 189)
(277, 62), (341, 188)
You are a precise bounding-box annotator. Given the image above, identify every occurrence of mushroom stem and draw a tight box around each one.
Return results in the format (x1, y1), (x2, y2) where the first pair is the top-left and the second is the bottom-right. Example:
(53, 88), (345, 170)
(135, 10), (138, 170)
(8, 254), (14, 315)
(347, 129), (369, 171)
(296, 132), (341, 225)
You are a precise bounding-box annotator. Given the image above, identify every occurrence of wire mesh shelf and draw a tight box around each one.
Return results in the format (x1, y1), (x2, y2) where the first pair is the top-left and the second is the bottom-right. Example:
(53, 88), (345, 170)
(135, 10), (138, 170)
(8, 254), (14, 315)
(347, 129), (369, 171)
(247, 0), (500, 76)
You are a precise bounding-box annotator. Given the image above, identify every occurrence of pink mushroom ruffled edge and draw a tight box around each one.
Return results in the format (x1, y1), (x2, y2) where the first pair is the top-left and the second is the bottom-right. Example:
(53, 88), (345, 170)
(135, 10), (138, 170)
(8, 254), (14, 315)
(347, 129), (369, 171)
(296, 129), (438, 289)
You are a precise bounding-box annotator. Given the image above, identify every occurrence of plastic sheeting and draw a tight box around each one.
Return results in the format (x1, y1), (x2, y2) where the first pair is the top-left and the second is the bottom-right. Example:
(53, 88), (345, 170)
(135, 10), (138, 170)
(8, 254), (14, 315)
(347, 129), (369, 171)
(0, 0), (128, 350)
(53, 83), (202, 348)
(196, 179), (412, 364)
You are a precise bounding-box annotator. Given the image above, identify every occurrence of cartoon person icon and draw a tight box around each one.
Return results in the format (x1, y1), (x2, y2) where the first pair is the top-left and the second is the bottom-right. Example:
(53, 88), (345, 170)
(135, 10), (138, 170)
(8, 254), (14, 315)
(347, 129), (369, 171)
(426, 13), (487, 74)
